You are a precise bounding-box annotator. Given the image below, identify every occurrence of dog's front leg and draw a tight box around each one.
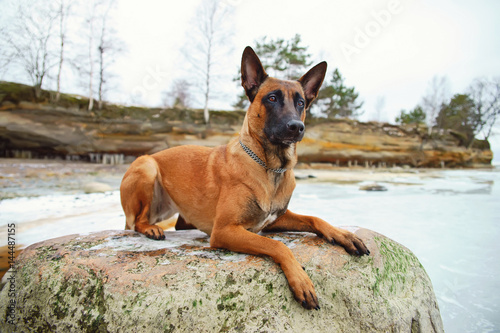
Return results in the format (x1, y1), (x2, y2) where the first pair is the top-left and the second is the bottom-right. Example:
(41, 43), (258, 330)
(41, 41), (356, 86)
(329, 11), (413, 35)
(265, 210), (370, 256)
(210, 224), (320, 310)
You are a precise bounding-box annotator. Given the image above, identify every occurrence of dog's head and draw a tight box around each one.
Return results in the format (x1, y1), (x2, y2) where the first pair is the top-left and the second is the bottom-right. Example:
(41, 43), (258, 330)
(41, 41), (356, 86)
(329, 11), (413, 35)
(241, 46), (327, 146)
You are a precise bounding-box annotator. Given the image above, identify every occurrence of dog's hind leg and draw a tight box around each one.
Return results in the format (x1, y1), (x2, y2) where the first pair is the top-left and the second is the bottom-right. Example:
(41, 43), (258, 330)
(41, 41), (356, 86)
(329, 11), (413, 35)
(120, 156), (167, 240)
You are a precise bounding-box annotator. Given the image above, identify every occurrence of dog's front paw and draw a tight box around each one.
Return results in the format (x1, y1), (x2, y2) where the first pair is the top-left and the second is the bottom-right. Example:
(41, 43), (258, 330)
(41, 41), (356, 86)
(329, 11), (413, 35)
(282, 261), (320, 310)
(325, 227), (370, 256)
(288, 268), (320, 310)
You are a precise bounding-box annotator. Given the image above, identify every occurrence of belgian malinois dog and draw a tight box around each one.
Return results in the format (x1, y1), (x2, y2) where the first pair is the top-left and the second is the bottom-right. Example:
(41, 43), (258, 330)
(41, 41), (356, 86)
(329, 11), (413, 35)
(120, 46), (369, 310)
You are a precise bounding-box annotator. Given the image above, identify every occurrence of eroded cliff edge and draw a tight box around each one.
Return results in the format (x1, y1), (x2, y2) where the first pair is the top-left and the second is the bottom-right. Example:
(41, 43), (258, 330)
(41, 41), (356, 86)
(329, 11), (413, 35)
(0, 90), (492, 167)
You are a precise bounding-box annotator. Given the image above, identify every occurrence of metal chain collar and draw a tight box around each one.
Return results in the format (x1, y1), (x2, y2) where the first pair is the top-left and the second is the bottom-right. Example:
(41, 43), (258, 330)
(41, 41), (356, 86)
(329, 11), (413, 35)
(239, 140), (287, 174)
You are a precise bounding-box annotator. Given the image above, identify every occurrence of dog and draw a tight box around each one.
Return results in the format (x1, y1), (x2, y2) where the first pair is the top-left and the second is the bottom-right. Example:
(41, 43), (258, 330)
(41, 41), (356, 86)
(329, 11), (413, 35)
(120, 46), (369, 310)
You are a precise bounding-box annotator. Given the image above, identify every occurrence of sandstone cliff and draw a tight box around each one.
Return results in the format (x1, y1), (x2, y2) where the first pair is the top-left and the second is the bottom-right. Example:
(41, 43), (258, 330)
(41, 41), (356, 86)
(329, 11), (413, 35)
(0, 82), (492, 167)
(300, 119), (492, 167)
(0, 99), (243, 158)
(0, 228), (444, 332)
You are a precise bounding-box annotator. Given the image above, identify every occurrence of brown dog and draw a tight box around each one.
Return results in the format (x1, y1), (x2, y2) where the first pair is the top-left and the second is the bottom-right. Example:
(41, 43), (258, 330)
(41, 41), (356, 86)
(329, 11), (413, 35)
(120, 46), (369, 310)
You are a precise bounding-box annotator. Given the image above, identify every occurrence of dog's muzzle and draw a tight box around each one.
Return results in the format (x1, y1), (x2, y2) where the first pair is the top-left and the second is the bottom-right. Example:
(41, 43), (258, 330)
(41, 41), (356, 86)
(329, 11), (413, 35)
(266, 119), (305, 146)
(286, 120), (305, 138)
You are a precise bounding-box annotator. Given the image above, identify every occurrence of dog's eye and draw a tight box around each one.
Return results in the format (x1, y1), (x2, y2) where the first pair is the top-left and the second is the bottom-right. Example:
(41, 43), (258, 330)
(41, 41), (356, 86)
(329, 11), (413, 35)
(297, 99), (305, 107)
(268, 95), (277, 102)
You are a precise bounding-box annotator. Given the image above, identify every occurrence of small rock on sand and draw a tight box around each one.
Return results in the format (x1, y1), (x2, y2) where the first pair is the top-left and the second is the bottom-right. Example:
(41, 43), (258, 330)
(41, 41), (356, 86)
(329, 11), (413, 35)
(359, 183), (388, 191)
(83, 182), (112, 193)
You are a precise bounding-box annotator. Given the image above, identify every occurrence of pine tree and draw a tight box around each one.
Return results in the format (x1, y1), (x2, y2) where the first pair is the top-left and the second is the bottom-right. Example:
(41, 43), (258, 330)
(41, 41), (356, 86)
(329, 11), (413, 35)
(436, 94), (477, 147)
(314, 68), (363, 119)
(395, 106), (426, 125)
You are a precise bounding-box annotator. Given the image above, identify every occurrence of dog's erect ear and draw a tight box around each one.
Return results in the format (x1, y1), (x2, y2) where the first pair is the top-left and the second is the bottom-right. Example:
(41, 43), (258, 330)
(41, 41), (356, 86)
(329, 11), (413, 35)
(298, 61), (327, 108)
(241, 46), (268, 102)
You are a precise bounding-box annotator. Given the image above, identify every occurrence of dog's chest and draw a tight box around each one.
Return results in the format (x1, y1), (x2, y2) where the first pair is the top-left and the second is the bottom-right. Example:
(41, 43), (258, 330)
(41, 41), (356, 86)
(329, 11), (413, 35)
(243, 196), (289, 233)
(242, 180), (293, 233)
(249, 213), (278, 233)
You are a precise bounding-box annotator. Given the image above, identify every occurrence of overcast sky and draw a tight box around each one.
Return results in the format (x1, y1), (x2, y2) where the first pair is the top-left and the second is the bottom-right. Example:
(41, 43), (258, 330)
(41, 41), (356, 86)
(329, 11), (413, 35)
(109, 0), (500, 109)
(3, 0), (500, 158)
(107, 0), (500, 157)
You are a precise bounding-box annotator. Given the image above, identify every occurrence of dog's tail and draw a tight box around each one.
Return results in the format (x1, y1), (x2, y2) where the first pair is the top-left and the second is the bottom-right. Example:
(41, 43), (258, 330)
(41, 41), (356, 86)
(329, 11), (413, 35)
(149, 170), (177, 224)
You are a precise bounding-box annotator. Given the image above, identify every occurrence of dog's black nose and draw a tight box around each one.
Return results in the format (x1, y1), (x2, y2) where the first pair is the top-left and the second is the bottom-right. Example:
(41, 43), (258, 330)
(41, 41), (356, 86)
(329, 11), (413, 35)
(287, 120), (305, 135)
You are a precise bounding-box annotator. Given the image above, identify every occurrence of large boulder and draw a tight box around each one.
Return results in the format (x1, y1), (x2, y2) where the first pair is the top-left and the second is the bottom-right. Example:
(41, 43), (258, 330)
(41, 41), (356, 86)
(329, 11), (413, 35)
(0, 228), (443, 332)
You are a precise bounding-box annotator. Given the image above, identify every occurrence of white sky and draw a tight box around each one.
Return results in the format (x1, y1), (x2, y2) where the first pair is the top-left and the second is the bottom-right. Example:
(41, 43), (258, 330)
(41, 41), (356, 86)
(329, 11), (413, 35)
(109, 0), (500, 116)
(3, 0), (500, 158)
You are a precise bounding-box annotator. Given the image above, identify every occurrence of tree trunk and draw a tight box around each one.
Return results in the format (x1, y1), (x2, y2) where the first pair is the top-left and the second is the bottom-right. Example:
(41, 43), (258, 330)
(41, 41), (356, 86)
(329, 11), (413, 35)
(88, 15), (94, 112)
(467, 137), (476, 150)
(98, 46), (104, 110)
(33, 84), (42, 100)
(55, 1), (65, 103)
(203, 37), (212, 125)
(203, 73), (210, 125)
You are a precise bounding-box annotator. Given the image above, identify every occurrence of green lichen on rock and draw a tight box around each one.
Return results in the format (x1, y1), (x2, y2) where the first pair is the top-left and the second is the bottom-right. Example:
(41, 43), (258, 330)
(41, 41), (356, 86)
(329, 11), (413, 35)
(372, 236), (425, 295)
(2, 251), (109, 332)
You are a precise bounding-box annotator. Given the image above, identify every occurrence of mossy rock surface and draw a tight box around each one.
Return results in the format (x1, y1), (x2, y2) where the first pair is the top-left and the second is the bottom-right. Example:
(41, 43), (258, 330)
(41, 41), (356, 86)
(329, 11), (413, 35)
(0, 228), (443, 332)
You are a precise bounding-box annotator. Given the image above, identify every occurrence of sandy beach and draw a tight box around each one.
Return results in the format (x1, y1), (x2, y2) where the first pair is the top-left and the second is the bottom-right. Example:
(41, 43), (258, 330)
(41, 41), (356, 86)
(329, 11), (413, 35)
(0, 158), (448, 199)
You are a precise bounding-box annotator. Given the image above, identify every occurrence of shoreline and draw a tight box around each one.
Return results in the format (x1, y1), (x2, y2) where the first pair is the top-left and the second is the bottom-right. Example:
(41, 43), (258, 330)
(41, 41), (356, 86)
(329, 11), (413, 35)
(0, 157), (496, 200)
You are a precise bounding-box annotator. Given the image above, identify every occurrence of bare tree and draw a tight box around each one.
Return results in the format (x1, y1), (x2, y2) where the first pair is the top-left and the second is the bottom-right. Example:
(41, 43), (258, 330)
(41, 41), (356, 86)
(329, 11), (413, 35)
(1, 0), (58, 99)
(374, 96), (385, 122)
(182, 0), (234, 124)
(95, 0), (123, 110)
(162, 79), (192, 108)
(85, 0), (97, 111)
(54, 0), (74, 102)
(80, 0), (122, 111)
(468, 77), (500, 142)
(0, 26), (13, 77)
(421, 76), (450, 134)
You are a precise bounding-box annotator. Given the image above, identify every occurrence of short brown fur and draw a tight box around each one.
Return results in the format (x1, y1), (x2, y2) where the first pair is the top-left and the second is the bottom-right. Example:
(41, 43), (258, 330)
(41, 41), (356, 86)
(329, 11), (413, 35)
(120, 46), (369, 310)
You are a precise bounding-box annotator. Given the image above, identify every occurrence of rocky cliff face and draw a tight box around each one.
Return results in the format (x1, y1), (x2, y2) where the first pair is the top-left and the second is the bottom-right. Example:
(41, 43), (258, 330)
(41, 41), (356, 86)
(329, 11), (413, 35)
(0, 228), (444, 332)
(0, 99), (492, 167)
(0, 102), (243, 158)
(300, 119), (492, 167)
